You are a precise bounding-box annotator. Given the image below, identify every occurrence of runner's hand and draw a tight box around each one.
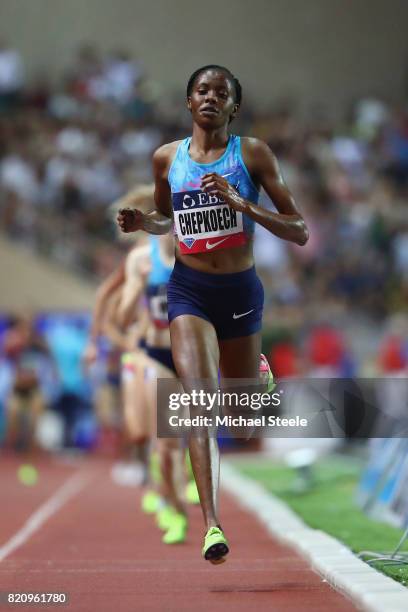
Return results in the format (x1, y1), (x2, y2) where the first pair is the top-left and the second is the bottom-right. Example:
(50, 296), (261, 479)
(201, 173), (246, 212)
(83, 341), (98, 366)
(117, 208), (144, 233)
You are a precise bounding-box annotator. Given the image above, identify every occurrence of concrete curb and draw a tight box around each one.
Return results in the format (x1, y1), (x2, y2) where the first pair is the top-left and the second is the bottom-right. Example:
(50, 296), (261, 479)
(221, 462), (408, 612)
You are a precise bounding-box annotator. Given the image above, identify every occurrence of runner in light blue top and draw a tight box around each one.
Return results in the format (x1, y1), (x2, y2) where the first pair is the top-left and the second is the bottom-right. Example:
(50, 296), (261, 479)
(117, 64), (309, 564)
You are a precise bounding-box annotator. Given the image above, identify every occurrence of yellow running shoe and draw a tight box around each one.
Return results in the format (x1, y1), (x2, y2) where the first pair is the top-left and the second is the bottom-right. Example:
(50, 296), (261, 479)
(202, 526), (229, 564)
(162, 513), (187, 545)
(141, 490), (161, 514)
(156, 505), (175, 531)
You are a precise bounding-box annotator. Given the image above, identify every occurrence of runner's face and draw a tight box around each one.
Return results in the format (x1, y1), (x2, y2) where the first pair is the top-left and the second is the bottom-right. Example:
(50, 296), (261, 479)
(188, 70), (238, 128)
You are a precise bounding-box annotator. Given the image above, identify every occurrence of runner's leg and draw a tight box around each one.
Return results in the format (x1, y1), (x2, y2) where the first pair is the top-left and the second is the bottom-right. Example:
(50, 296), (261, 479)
(170, 314), (220, 529)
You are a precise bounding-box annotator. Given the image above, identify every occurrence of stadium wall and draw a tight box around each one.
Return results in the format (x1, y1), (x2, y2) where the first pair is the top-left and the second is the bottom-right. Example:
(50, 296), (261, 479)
(1, 0), (408, 113)
(0, 237), (97, 311)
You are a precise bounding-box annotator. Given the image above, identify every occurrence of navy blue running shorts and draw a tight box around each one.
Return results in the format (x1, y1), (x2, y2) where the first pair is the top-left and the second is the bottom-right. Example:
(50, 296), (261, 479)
(167, 260), (264, 340)
(145, 344), (176, 374)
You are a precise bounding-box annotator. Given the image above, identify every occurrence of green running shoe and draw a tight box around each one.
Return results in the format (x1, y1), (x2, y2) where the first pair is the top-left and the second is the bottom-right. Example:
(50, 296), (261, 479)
(185, 480), (200, 505)
(162, 512), (187, 545)
(141, 490), (161, 514)
(202, 527), (229, 564)
(156, 505), (175, 531)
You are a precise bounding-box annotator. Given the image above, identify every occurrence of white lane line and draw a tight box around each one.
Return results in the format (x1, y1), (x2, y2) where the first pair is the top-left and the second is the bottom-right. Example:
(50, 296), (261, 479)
(0, 472), (90, 563)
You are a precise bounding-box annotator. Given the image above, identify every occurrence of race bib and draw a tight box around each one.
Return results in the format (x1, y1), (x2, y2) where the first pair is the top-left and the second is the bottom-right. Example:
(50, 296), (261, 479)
(147, 284), (169, 329)
(172, 189), (247, 254)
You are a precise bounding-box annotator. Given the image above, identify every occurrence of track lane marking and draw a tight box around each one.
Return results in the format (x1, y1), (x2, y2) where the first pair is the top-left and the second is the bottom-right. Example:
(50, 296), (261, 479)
(0, 472), (91, 563)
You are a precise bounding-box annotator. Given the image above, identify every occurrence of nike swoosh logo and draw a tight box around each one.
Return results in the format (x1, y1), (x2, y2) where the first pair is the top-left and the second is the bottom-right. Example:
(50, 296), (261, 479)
(206, 238), (228, 250)
(222, 173), (239, 191)
(233, 309), (254, 319)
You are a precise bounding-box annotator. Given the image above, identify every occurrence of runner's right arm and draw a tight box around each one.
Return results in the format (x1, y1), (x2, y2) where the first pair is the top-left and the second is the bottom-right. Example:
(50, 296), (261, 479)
(117, 144), (177, 236)
(83, 262), (126, 365)
(102, 289), (134, 351)
(116, 246), (150, 328)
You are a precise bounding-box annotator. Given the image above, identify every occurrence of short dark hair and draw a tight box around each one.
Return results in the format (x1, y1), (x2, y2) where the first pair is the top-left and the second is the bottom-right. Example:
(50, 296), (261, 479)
(186, 65), (242, 106)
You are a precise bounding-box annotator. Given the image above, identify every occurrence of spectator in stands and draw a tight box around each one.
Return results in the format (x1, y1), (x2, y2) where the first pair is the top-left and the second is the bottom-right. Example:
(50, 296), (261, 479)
(0, 38), (24, 112)
(0, 43), (407, 379)
(3, 314), (55, 452)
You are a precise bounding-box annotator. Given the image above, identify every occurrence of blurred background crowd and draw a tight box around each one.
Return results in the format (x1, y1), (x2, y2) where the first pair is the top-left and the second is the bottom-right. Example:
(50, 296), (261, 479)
(0, 37), (407, 453)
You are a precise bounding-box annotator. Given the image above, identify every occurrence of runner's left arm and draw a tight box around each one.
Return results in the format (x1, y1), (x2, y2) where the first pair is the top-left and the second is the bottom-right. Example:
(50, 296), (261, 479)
(201, 138), (308, 246)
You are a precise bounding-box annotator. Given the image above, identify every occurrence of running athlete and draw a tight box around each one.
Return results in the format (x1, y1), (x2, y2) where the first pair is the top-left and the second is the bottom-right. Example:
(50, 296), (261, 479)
(87, 186), (190, 544)
(117, 65), (309, 563)
(84, 187), (151, 475)
(116, 230), (189, 544)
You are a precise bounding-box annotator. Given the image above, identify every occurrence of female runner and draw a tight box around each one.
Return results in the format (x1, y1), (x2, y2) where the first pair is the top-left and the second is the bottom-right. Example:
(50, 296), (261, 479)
(116, 229), (189, 544)
(118, 65), (308, 563)
(86, 186), (189, 543)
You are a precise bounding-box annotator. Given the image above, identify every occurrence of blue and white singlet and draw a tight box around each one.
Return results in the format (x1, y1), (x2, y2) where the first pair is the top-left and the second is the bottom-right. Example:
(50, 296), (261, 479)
(168, 135), (259, 254)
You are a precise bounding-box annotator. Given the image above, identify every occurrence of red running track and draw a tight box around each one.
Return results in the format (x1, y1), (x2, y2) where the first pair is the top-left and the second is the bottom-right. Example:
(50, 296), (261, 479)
(0, 456), (357, 611)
